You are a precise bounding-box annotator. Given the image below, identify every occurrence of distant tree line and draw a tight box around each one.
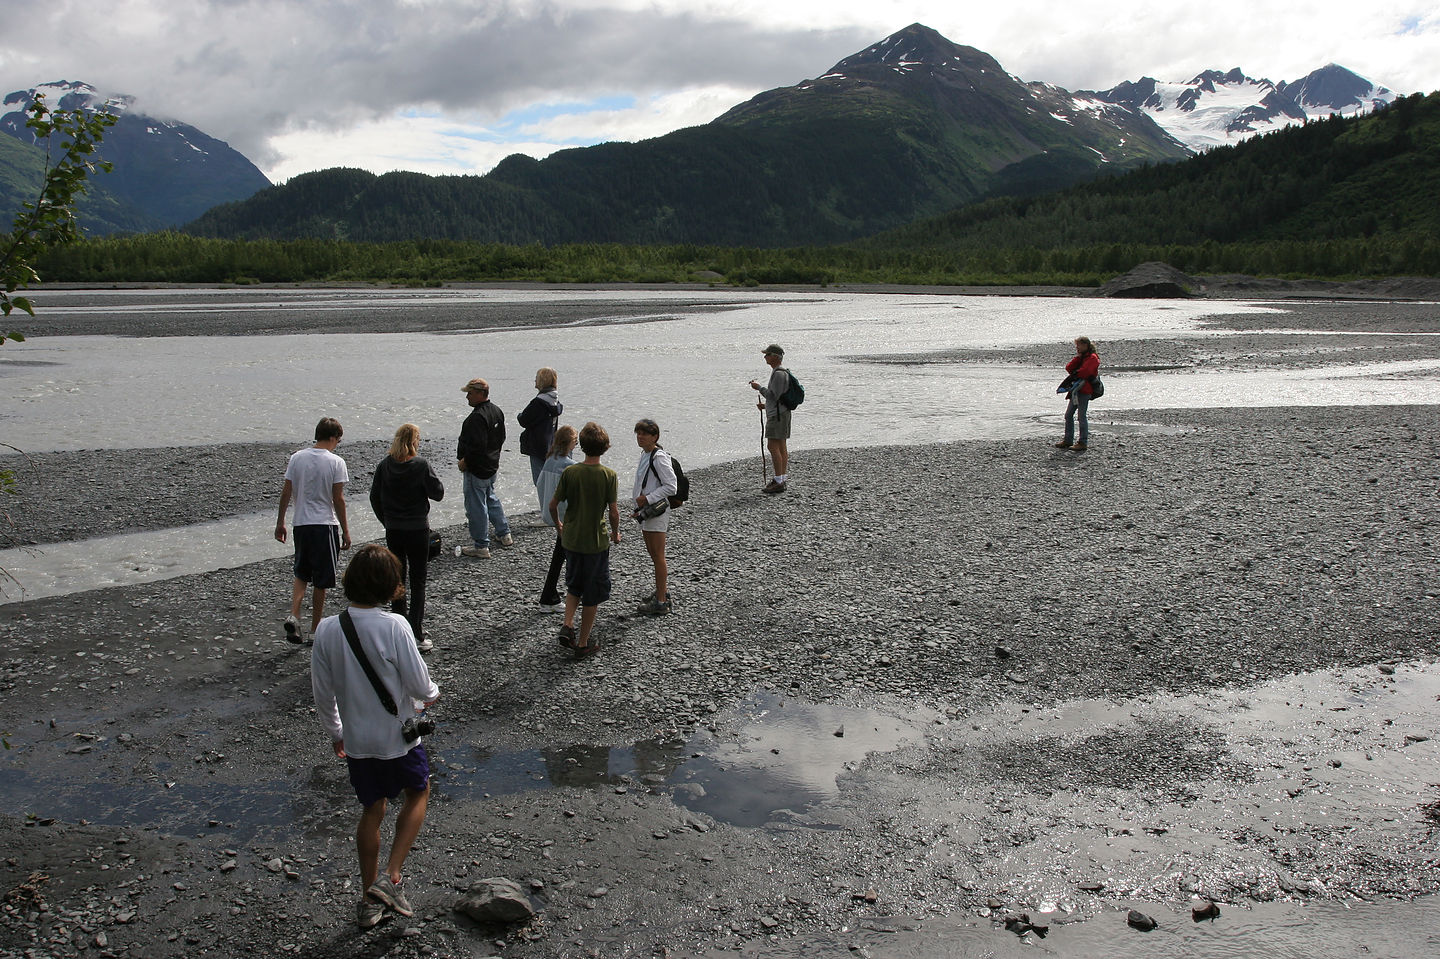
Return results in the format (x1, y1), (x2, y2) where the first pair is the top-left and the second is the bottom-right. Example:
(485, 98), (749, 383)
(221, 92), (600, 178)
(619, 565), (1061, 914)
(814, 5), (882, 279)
(35, 232), (1440, 288)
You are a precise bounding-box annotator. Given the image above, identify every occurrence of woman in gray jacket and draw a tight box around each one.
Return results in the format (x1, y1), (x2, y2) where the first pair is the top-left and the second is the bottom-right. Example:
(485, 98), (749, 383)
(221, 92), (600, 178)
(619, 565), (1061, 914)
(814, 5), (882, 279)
(534, 425), (578, 607)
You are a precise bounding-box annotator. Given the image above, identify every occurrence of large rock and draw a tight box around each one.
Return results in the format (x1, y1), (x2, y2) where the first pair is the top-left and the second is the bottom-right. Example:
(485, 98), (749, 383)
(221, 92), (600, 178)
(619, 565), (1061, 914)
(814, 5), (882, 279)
(1099, 262), (1198, 298)
(455, 877), (535, 924)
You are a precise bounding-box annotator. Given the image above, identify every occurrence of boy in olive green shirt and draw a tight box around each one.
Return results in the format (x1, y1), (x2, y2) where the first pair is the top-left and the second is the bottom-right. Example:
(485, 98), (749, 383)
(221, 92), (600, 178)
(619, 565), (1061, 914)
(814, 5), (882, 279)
(549, 422), (621, 654)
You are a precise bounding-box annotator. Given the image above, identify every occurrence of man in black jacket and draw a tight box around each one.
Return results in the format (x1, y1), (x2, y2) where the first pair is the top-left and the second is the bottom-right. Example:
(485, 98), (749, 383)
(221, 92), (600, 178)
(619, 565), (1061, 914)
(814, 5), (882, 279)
(457, 378), (513, 559)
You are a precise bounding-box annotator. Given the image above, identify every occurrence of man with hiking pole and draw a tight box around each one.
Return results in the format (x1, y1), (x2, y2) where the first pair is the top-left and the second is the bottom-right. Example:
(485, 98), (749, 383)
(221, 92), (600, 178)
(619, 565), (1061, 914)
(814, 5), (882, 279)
(749, 343), (798, 495)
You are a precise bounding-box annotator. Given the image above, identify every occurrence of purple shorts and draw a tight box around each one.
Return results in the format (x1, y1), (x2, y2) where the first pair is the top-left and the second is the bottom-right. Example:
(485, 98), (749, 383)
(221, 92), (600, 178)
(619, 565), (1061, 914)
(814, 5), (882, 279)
(346, 744), (430, 807)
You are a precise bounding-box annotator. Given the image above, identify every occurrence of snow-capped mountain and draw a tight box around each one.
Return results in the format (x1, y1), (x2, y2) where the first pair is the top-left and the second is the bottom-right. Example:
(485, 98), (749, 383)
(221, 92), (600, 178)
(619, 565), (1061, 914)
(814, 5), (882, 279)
(1, 80), (269, 230)
(1080, 64), (1395, 152)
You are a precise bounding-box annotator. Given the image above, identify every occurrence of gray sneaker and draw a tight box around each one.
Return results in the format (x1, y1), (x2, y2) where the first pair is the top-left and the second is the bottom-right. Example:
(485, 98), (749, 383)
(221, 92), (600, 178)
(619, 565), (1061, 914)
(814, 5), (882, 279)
(283, 615), (302, 644)
(356, 897), (386, 929)
(638, 596), (672, 616)
(366, 874), (414, 917)
(460, 545), (491, 559)
(496, 532), (514, 548)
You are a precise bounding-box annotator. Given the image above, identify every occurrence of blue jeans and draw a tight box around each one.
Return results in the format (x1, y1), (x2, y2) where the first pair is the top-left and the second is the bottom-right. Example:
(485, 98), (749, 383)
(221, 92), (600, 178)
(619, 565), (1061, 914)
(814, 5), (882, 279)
(463, 472), (510, 547)
(1064, 393), (1090, 445)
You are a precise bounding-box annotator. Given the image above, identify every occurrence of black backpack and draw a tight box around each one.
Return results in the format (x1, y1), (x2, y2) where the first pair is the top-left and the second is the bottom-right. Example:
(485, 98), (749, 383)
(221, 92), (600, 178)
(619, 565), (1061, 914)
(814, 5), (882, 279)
(779, 368), (805, 410)
(648, 448), (690, 508)
(1089, 376), (1105, 400)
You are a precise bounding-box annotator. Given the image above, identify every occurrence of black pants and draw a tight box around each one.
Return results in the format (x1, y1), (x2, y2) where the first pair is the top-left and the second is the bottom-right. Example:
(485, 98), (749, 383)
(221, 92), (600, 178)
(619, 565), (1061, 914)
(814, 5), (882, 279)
(386, 527), (430, 640)
(543, 531), (565, 600)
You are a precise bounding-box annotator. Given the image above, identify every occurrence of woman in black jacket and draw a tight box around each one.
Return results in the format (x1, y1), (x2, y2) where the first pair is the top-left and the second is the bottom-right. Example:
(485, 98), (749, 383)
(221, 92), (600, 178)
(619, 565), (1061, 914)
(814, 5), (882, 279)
(369, 423), (445, 652)
(517, 367), (563, 483)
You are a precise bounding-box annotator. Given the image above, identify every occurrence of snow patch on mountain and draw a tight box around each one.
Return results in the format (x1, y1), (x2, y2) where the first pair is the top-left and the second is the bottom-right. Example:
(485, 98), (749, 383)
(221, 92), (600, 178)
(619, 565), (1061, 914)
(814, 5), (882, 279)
(1082, 64), (1397, 153)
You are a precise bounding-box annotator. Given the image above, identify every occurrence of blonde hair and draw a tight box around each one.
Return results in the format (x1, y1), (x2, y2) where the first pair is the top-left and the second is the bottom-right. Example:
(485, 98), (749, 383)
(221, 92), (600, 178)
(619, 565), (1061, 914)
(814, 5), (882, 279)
(535, 367), (558, 390)
(387, 423), (420, 460)
(1074, 336), (1096, 355)
(548, 424), (578, 458)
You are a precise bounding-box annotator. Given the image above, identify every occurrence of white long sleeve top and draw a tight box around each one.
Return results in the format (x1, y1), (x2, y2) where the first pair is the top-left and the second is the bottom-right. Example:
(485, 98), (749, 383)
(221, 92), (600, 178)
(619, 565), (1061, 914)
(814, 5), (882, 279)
(311, 606), (440, 759)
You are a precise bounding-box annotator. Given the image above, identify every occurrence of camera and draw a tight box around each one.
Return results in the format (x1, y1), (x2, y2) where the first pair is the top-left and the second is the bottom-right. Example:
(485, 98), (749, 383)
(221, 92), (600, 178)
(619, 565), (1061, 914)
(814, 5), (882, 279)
(634, 498), (669, 522)
(401, 715), (436, 743)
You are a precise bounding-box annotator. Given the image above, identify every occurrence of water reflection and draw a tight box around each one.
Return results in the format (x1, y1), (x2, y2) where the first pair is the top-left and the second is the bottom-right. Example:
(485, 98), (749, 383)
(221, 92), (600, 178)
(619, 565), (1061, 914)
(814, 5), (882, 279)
(443, 692), (931, 827)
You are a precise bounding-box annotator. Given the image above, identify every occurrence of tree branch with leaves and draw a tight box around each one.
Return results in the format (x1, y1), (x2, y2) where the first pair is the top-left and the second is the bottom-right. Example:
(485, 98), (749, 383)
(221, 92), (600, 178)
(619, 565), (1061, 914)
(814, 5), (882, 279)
(1, 93), (117, 341)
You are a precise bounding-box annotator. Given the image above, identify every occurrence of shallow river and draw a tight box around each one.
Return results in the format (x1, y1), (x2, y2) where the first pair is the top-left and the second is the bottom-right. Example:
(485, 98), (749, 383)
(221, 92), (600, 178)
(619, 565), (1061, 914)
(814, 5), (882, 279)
(2, 287), (1437, 601)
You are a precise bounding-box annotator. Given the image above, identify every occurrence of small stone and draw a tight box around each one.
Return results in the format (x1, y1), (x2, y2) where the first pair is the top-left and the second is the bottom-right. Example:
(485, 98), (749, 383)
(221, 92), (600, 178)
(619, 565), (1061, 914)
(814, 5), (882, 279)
(1127, 910), (1158, 932)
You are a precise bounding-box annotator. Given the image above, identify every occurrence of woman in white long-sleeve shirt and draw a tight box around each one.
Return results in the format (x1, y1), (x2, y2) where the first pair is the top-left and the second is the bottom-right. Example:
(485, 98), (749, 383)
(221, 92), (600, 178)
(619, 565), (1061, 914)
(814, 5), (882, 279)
(632, 418), (678, 615)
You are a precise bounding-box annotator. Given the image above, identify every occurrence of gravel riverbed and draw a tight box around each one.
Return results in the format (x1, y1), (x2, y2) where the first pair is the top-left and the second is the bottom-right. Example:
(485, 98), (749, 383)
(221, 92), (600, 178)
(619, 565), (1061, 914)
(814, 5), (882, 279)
(3, 296), (1440, 958)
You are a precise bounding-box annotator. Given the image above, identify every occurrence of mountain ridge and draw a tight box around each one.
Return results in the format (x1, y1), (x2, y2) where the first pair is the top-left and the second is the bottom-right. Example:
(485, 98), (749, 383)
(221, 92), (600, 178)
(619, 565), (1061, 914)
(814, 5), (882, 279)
(0, 25), (1404, 245)
(186, 23), (1192, 246)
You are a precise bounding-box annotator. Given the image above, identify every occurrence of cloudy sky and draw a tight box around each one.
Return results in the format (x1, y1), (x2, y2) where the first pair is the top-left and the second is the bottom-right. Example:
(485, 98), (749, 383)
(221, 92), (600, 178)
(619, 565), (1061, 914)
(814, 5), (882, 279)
(2, 0), (1435, 184)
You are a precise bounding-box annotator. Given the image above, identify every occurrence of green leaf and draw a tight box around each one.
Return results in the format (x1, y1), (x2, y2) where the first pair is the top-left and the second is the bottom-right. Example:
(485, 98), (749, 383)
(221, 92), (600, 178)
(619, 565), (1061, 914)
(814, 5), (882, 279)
(11, 298), (33, 317)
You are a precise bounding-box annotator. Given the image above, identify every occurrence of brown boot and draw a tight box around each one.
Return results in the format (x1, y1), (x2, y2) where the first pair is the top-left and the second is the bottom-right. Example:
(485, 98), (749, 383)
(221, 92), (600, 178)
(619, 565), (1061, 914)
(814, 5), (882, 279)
(1072, 442), (1087, 452)
(1053, 441), (1072, 449)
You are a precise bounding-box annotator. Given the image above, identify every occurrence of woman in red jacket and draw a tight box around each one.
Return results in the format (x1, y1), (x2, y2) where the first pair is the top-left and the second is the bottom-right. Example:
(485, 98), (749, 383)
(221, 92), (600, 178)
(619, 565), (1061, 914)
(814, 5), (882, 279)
(1056, 336), (1100, 451)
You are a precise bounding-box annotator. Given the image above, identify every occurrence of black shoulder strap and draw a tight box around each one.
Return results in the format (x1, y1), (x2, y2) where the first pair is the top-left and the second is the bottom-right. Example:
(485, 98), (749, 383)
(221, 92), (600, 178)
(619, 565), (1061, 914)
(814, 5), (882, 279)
(338, 609), (397, 716)
(646, 446), (668, 487)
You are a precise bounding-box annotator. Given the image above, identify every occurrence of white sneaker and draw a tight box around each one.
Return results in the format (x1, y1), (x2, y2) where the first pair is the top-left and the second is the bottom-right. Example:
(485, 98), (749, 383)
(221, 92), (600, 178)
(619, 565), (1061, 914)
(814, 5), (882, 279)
(366, 874), (414, 917)
(496, 533), (514, 548)
(283, 615), (303, 644)
(416, 636), (434, 653)
(460, 545), (490, 558)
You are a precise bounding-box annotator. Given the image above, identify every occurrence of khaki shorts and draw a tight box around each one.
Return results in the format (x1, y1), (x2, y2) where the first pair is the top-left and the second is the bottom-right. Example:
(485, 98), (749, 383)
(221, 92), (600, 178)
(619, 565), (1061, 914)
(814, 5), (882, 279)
(765, 409), (792, 441)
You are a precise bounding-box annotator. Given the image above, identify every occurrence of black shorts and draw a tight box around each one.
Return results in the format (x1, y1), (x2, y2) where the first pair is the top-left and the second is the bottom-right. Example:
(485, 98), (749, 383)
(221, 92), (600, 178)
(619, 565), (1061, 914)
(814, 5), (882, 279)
(346, 744), (430, 807)
(293, 524), (341, 589)
(564, 548), (612, 607)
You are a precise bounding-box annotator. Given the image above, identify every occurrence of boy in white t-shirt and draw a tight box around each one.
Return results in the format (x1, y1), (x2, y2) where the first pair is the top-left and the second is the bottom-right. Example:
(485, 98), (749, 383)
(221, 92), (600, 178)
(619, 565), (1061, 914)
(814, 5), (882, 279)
(275, 417), (352, 642)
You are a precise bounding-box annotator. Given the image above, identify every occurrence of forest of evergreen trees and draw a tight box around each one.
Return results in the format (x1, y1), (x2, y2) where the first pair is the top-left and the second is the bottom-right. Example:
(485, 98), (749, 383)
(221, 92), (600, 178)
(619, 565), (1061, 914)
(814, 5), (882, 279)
(33, 92), (1440, 286)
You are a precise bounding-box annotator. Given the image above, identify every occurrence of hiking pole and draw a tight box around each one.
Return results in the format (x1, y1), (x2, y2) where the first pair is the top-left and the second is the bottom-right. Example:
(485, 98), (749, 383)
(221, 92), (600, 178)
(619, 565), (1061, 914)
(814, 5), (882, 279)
(760, 406), (768, 486)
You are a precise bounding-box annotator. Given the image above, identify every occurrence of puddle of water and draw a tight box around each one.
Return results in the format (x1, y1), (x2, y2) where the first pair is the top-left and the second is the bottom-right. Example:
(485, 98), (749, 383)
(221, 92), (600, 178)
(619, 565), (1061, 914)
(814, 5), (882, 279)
(441, 691), (934, 827)
(0, 765), (333, 842)
(0, 691), (930, 838)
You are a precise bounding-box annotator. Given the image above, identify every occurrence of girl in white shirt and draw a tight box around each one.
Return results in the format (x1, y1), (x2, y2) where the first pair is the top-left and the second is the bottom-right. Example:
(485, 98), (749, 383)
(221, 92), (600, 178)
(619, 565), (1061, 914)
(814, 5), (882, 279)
(632, 418), (678, 615)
